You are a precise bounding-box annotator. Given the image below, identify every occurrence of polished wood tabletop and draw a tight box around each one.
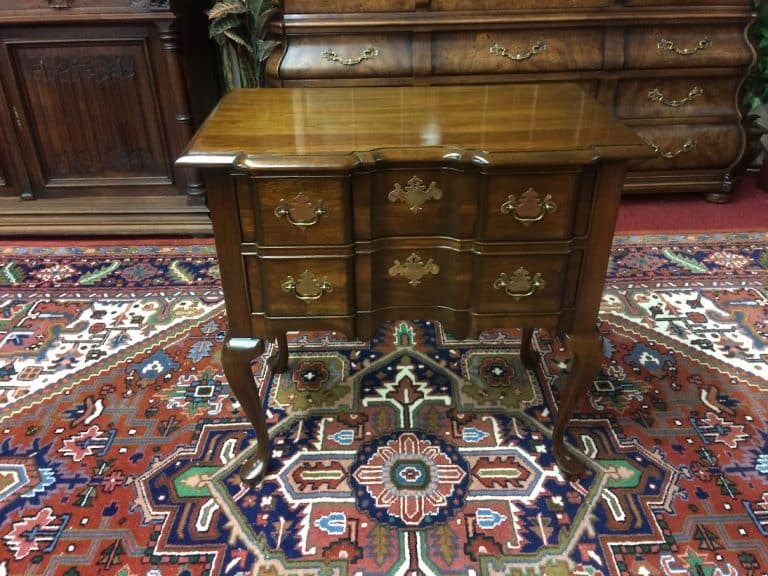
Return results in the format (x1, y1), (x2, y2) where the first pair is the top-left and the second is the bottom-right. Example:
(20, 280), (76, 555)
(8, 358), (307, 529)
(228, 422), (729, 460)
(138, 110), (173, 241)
(179, 83), (649, 168)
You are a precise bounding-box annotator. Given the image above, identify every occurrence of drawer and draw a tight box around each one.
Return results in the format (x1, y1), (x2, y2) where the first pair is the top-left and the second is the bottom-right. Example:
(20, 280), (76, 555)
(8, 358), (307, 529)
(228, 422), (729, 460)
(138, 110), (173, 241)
(281, 0), (610, 11)
(629, 124), (742, 171)
(369, 248), (471, 310)
(279, 34), (411, 80)
(249, 257), (354, 316)
(366, 169), (478, 239)
(615, 77), (741, 119)
(2, 0), (147, 11)
(621, 0), (747, 5)
(624, 25), (751, 69)
(430, 0), (609, 8)
(474, 254), (570, 314)
(239, 177), (351, 246)
(282, 0), (417, 11)
(482, 172), (580, 241)
(432, 29), (604, 75)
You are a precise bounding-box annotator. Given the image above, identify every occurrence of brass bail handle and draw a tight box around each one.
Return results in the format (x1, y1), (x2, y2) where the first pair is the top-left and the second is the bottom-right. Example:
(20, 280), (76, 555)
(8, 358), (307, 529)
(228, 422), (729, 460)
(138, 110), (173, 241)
(274, 193), (328, 228)
(322, 46), (379, 66)
(490, 41), (547, 62)
(499, 188), (557, 225)
(657, 36), (712, 56)
(282, 270), (332, 301)
(493, 268), (545, 300)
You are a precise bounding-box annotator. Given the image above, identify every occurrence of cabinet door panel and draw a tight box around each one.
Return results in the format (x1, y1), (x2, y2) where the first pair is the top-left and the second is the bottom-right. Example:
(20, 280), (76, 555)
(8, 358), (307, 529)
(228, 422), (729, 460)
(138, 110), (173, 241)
(6, 34), (171, 190)
(0, 78), (30, 198)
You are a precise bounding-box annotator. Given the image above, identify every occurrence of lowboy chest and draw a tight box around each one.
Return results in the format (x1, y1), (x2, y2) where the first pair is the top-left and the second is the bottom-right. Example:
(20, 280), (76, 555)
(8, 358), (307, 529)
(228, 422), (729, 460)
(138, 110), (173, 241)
(178, 83), (651, 483)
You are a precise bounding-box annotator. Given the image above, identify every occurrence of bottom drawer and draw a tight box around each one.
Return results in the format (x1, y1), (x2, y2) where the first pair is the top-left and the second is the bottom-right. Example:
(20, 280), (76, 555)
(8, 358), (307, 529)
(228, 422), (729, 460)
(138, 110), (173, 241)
(629, 124), (742, 171)
(247, 257), (354, 316)
(474, 254), (570, 314)
(368, 248), (471, 310)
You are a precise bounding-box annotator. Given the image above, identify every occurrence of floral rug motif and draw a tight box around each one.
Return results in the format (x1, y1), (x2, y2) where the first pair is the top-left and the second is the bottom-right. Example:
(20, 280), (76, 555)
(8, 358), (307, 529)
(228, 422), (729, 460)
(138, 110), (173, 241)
(0, 233), (767, 576)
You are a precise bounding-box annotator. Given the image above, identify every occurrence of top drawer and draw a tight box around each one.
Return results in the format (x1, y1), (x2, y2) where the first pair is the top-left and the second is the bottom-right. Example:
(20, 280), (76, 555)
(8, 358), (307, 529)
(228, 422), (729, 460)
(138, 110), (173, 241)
(282, 0), (608, 10)
(1, 0), (153, 12)
(238, 177), (352, 246)
(622, 0), (748, 5)
(624, 25), (752, 69)
(432, 28), (604, 75)
(279, 33), (412, 80)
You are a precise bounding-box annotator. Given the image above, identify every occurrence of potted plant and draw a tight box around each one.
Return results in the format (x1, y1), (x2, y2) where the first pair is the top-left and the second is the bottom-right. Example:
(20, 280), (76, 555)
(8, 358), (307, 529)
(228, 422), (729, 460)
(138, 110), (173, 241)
(744, 2), (768, 188)
(207, 0), (281, 90)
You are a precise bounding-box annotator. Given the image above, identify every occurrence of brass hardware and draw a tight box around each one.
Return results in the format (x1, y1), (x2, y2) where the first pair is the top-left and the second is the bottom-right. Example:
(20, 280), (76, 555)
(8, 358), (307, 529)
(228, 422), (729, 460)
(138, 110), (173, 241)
(388, 253), (439, 286)
(493, 268), (545, 300)
(647, 86), (703, 107)
(657, 36), (712, 56)
(499, 188), (557, 226)
(321, 46), (379, 66)
(282, 270), (332, 301)
(47, 0), (70, 7)
(643, 137), (697, 159)
(274, 192), (328, 228)
(10, 105), (22, 130)
(490, 41), (547, 62)
(388, 176), (443, 213)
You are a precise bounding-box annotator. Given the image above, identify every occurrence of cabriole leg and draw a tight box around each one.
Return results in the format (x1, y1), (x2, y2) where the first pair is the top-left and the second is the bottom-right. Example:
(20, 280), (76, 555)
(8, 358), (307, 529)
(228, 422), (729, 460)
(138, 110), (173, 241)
(222, 336), (269, 485)
(552, 329), (602, 480)
(268, 332), (289, 373)
(520, 327), (540, 370)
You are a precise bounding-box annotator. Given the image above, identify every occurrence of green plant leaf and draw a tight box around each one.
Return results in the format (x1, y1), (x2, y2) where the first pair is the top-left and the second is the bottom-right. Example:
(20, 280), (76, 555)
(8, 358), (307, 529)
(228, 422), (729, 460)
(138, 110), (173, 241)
(224, 30), (252, 50)
(255, 39), (280, 62)
(207, 1), (246, 19)
(208, 13), (243, 39)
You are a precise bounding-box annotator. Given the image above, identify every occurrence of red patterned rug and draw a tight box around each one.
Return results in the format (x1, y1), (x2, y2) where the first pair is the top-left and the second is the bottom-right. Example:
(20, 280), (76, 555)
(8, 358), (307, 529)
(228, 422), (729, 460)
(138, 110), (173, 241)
(0, 233), (766, 576)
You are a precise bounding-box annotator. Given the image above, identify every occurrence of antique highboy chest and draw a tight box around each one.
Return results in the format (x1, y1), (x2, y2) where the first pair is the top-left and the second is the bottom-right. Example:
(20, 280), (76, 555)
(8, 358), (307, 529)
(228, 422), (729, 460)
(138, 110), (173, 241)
(265, 0), (756, 202)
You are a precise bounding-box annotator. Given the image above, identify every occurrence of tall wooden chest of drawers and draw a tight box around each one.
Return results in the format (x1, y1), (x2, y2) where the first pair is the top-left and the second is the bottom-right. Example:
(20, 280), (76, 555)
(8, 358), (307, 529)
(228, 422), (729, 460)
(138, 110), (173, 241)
(265, 0), (756, 202)
(178, 83), (652, 483)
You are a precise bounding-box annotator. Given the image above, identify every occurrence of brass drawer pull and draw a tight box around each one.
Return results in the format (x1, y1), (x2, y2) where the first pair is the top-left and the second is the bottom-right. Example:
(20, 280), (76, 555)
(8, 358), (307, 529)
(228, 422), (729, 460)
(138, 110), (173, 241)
(490, 41), (547, 62)
(48, 0), (70, 7)
(647, 86), (703, 107)
(494, 268), (545, 300)
(321, 46), (379, 66)
(499, 188), (557, 225)
(643, 137), (697, 159)
(282, 270), (332, 301)
(274, 193), (328, 228)
(388, 176), (443, 213)
(657, 36), (712, 56)
(388, 253), (439, 286)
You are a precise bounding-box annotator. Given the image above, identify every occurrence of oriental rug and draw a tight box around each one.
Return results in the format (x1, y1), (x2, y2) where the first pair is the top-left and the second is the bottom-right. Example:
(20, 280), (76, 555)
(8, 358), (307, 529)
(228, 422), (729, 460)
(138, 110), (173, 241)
(0, 233), (767, 576)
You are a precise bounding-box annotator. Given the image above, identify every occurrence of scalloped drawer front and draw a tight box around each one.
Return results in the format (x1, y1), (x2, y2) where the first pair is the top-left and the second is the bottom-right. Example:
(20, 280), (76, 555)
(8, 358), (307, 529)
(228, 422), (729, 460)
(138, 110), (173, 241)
(432, 28), (604, 75)
(615, 77), (740, 119)
(279, 34), (412, 79)
(624, 25), (751, 69)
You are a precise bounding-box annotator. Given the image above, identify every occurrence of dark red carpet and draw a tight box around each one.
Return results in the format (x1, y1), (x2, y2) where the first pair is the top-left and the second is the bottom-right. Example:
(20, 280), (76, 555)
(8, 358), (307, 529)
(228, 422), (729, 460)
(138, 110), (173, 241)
(616, 172), (768, 234)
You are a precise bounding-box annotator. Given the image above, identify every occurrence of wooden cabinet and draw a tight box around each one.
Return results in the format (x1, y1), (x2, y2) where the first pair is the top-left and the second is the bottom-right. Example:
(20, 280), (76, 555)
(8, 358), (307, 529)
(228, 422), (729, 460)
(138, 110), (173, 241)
(266, 0), (756, 202)
(177, 83), (652, 483)
(0, 1), (218, 235)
